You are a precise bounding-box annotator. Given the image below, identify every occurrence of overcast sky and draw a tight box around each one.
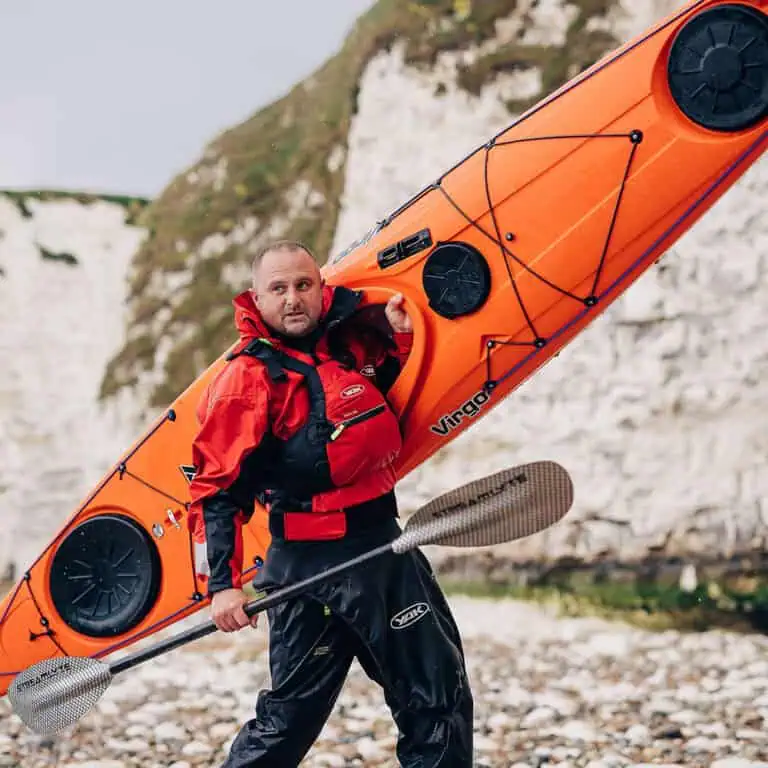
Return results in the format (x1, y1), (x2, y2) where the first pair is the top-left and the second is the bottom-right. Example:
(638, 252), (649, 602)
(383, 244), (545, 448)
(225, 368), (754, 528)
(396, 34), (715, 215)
(0, 1), (375, 198)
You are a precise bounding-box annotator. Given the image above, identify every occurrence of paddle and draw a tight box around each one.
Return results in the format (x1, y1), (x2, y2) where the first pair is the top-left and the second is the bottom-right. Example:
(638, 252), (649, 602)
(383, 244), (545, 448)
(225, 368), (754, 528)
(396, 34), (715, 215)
(8, 459), (574, 735)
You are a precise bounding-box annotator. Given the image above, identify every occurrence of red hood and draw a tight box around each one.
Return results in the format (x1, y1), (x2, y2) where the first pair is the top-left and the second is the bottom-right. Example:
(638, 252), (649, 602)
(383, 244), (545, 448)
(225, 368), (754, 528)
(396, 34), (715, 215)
(232, 283), (337, 344)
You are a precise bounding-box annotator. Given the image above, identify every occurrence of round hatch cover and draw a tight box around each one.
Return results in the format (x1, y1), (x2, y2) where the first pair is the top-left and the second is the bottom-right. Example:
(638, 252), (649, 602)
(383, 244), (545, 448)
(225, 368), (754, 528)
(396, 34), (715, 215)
(422, 242), (491, 319)
(50, 514), (162, 637)
(667, 4), (768, 132)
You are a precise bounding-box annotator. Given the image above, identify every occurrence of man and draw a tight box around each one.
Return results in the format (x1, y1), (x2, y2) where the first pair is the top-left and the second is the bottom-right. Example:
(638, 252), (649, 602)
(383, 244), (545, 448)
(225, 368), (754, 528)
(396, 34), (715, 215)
(189, 240), (473, 767)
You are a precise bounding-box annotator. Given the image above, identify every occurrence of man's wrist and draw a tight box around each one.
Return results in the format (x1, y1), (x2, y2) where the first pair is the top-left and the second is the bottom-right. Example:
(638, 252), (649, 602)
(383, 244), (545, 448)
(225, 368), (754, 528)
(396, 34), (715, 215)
(208, 581), (236, 597)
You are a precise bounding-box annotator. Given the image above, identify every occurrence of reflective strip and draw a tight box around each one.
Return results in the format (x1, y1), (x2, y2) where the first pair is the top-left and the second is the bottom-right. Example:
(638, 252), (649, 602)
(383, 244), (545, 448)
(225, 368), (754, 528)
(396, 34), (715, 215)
(193, 541), (210, 577)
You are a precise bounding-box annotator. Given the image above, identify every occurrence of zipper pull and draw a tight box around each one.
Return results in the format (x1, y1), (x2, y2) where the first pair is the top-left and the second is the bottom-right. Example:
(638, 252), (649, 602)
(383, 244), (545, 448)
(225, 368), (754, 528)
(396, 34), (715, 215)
(330, 424), (346, 441)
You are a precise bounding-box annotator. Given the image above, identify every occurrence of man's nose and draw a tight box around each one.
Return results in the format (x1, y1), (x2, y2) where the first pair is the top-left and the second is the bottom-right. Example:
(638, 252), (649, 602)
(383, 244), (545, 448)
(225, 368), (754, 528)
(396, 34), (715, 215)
(285, 286), (300, 305)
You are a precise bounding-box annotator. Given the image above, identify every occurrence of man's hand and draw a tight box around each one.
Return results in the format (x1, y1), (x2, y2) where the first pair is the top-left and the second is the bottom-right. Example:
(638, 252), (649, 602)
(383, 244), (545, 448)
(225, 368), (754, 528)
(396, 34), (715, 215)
(385, 293), (412, 334)
(211, 588), (258, 632)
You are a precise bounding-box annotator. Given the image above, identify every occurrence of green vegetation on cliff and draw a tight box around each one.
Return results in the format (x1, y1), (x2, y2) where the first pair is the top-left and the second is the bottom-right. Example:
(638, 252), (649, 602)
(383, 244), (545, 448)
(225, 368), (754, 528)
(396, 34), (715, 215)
(100, 0), (619, 409)
(440, 556), (768, 633)
(0, 189), (149, 225)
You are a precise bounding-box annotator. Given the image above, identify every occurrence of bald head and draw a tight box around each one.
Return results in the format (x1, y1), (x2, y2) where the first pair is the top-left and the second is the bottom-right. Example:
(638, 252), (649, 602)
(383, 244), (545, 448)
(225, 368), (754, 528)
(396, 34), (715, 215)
(250, 241), (324, 337)
(251, 240), (316, 283)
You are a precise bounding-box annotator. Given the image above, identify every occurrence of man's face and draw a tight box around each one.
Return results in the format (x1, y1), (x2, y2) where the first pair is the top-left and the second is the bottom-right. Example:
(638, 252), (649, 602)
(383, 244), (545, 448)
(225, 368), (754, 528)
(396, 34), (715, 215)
(252, 247), (324, 337)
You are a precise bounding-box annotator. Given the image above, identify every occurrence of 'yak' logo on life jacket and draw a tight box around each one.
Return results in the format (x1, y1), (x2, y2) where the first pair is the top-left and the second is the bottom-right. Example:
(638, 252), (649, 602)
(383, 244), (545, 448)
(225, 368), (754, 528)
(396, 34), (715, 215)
(390, 602), (430, 630)
(341, 384), (365, 398)
(360, 365), (376, 377)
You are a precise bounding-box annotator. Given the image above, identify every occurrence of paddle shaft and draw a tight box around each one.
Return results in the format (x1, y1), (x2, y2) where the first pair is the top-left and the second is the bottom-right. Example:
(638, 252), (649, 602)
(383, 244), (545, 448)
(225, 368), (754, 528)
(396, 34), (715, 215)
(109, 541), (393, 676)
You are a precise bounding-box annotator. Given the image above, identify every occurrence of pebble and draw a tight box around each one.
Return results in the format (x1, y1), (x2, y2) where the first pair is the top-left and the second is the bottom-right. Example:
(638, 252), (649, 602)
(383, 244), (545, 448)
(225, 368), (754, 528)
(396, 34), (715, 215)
(154, 722), (187, 742)
(61, 763), (124, 768)
(624, 723), (650, 745)
(3, 596), (768, 767)
(312, 754), (346, 767)
(180, 740), (214, 757)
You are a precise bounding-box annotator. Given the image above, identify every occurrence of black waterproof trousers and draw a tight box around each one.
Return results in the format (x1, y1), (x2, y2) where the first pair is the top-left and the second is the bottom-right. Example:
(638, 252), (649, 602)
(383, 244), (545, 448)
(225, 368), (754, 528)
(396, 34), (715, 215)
(221, 520), (474, 767)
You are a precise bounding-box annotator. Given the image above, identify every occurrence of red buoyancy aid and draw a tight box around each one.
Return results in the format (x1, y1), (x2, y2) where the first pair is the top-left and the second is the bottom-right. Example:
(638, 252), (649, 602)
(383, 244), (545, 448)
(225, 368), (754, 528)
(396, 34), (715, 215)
(230, 336), (404, 533)
(188, 285), (411, 590)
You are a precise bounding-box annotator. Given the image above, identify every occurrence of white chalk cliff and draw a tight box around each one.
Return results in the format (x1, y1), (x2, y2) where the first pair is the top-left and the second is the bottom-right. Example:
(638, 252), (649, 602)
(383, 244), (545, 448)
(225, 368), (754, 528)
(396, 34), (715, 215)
(0, 197), (147, 578)
(0, 0), (766, 579)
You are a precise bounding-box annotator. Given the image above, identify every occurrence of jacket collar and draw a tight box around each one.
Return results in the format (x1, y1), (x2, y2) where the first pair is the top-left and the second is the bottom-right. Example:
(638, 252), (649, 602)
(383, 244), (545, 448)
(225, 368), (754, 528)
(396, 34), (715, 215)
(232, 283), (363, 346)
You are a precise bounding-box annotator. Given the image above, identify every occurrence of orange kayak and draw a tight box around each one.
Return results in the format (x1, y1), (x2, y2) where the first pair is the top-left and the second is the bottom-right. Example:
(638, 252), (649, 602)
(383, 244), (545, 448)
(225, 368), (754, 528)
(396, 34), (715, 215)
(1, 0), (766, 696)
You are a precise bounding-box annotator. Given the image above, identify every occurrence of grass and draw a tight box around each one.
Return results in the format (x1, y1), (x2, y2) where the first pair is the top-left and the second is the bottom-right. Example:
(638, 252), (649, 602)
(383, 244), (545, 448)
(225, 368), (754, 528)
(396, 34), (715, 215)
(457, 1), (618, 112)
(2, 574), (762, 639)
(0, 188), (150, 278)
(0, 189), (150, 225)
(97, 0), (621, 411)
(439, 567), (768, 633)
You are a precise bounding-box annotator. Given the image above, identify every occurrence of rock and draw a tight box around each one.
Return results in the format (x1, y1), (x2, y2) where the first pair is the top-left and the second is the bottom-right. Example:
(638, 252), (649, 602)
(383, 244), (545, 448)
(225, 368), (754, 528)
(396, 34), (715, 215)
(586, 632), (632, 658)
(311, 754), (347, 767)
(486, 712), (515, 730)
(209, 722), (238, 741)
(123, 725), (147, 739)
(533, 691), (580, 717)
(684, 736), (733, 754)
(554, 720), (604, 743)
(356, 737), (386, 760)
(521, 707), (557, 728)
(59, 763), (125, 768)
(645, 698), (681, 716)
(668, 708), (704, 725)
(8, 596), (768, 767)
(551, 746), (583, 761)
(473, 734), (499, 751)
(153, 722), (187, 742)
(711, 761), (768, 768)
(124, 709), (157, 726)
(624, 724), (651, 745)
(103, 738), (149, 754)
(735, 729), (767, 741)
(181, 740), (214, 757)
(652, 724), (684, 740)
(95, 700), (120, 717)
